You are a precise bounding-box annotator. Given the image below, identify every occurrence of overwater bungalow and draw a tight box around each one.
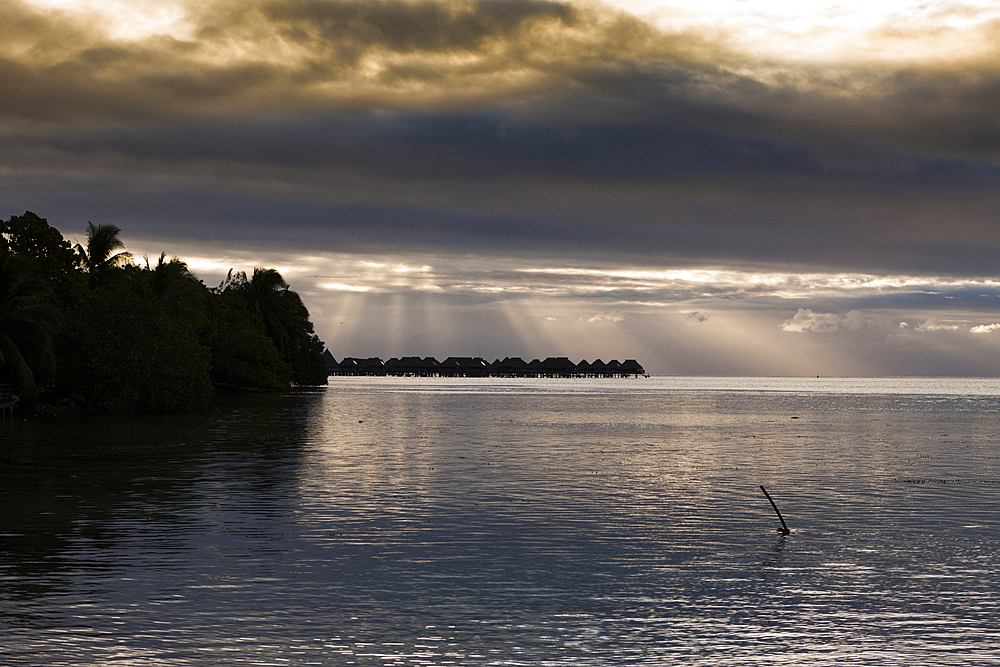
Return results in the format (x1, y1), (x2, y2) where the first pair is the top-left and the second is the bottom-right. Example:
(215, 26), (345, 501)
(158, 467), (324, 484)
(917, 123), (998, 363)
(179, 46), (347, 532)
(325, 352), (645, 378)
(541, 357), (576, 377)
(385, 356), (438, 376)
(495, 357), (530, 377)
(620, 359), (645, 377)
(440, 357), (490, 377)
(330, 356), (386, 376)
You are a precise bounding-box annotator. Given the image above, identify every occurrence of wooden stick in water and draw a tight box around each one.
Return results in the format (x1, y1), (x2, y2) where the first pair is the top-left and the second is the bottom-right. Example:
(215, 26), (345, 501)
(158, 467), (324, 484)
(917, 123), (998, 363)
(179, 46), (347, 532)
(759, 485), (791, 535)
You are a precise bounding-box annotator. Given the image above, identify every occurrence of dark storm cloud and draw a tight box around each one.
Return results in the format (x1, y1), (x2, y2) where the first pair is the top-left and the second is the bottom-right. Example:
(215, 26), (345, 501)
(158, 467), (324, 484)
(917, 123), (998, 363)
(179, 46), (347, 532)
(7, 114), (1000, 275)
(254, 0), (577, 55)
(4, 0), (1000, 278)
(6, 0), (1000, 152)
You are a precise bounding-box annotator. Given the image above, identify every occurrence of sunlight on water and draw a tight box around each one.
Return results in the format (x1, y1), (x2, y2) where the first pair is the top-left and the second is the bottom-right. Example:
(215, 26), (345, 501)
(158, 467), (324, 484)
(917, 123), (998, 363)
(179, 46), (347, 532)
(2, 378), (1000, 665)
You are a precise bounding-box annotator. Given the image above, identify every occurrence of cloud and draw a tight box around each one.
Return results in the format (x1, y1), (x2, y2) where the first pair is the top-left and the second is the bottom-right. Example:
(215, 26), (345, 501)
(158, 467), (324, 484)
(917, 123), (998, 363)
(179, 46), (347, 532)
(6, 0), (1000, 165)
(6, 0), (1000, 377)
(0, 0), (715, 120)
(255, 0), (578, 56)
(781, 308), (870, 333)
(970, 323), (1000, 334)
(588, 309), (626, 323)
(915, 317), (960, 332)
(6, 0), (1000, 207)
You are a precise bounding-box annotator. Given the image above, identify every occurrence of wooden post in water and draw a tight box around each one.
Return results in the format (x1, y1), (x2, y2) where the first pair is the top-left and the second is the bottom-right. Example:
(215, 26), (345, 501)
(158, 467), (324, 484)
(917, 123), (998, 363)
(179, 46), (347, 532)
(759, 485), (790, 535)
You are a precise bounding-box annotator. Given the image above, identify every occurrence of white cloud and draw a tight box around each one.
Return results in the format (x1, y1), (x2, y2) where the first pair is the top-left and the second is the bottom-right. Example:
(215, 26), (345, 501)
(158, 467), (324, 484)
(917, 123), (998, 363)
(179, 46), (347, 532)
(781, 308), (868, 333)
(916, 317), (960, 332)
(589, 310), (626, 323)
(320, 283), (372, 292)
(970, 323), (1000, 334)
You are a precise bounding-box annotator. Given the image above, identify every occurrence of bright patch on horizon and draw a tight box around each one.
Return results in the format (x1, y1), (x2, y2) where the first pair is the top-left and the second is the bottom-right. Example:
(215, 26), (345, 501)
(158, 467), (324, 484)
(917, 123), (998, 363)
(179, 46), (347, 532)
(608, 0), (1000, 61)
(612, 0), (999, 28)
(529, 267), (1000, 299)
(24, 0), (190, 40)
(320, 283), (372, 293)
(25, 0), (1000, 55)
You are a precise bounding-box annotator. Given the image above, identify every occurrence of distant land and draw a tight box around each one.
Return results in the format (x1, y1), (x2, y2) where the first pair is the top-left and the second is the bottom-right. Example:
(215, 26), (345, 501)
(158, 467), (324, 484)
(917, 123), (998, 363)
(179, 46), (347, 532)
(325, 353), (646, 378)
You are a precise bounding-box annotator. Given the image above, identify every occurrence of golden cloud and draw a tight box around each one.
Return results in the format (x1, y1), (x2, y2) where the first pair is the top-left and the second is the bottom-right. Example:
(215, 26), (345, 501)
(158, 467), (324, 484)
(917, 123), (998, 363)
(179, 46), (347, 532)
(3, 0), (1000, 164)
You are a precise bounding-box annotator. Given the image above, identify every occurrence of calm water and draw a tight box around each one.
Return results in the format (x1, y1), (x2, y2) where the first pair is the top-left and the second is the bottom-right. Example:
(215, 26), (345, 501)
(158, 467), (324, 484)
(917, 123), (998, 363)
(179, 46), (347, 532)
(3, 376), (1000, 665)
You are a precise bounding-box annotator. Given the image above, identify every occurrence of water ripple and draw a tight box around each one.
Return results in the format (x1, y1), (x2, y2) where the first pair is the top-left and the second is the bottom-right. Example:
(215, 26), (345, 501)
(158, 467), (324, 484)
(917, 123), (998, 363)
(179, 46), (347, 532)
(2, 380), (1000, 665)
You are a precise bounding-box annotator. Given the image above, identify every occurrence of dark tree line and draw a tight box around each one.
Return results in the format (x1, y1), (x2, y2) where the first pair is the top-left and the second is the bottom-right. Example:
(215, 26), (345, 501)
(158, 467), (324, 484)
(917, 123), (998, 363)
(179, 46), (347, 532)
(0, 211), (328, 412)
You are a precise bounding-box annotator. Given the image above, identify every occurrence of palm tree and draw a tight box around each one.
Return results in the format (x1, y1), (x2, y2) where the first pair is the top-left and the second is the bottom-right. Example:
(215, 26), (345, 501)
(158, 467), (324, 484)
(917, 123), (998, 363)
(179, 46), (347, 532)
(0, 247), (63, 393)
(140, 253), (206, 326)
(218, 266), (328, 385)
(222, 267), (309, 357)
(75, 222), (132, 286)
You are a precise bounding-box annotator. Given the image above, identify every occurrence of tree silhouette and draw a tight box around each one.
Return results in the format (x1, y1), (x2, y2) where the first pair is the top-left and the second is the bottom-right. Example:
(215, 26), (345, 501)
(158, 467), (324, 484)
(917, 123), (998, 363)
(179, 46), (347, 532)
(2, 211), (85, 306)
(219, 267), (327, 385)
(221, 268), (298, 356)
(1, 212), (328, 408)
(199, 290), (292, 391)
(0, 247), (63, 393)
(75, 222), (132, 287)
(136, 253), (207, 326)
(58, 283), (212, 412)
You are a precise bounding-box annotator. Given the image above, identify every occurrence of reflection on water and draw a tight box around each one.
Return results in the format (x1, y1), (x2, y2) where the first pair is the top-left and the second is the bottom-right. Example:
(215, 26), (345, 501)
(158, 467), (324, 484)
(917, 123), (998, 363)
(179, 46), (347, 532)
(2, 378), (1000, 665)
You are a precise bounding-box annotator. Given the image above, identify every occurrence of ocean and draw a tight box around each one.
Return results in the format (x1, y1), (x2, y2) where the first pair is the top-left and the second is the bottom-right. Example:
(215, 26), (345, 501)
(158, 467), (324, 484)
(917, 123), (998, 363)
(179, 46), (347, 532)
(3, 376), (1000, 665)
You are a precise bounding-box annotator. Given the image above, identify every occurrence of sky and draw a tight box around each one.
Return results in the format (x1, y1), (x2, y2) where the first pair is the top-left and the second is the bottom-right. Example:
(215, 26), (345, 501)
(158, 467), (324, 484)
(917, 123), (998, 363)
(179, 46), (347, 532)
(4, 0), (1000, 376)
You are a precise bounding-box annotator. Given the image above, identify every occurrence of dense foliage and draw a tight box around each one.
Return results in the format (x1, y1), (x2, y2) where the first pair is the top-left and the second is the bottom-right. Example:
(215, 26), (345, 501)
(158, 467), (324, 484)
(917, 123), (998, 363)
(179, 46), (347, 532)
(57, 285), (214, 412)
(0, 211), (328, 412)
(0, 247), (63, 393)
